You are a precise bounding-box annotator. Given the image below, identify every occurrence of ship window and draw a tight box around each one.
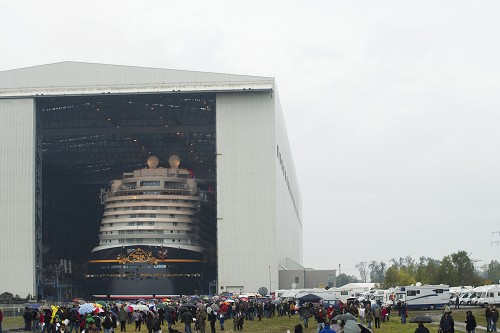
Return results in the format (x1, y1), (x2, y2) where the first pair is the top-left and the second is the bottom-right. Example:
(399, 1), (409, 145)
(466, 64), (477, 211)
(170, 215), (175, 218)
(172, 239), (175, 242)
(148, 222), (155, 226)
(150, 214), (156, 218)
(119, 231), (125, 235)
(173, 222), (178, 226)
(119, 239), (125, 243)
(115, 215), (119, 219)
(176, 207), (180, 211)
(136, 222), (143, 226)
(128, 222), (136, 226)
(140, 181), (160, 186)
(170, 231), (173, 233)
(130, 214), (137, 218)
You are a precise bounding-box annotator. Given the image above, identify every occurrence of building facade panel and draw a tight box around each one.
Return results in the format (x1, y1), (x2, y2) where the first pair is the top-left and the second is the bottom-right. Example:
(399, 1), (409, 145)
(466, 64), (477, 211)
(274, 90), (303, 268)
(0, 98), (36, 297)
(216, 92), (277, 294)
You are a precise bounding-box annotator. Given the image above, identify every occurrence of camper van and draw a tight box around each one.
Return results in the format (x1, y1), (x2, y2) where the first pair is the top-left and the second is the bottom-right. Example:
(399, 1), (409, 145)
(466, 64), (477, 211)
(394, 284), (450, 309)
(478, 286), (500, 307)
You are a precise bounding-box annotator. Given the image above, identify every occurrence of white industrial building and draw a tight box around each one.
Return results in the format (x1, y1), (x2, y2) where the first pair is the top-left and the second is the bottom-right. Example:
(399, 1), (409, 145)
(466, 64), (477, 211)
(0, 62), (302, 298)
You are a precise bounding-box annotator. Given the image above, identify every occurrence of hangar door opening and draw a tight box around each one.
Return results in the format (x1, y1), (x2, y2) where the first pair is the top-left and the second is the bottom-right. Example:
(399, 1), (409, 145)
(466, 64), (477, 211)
(36, 93), (217, 299)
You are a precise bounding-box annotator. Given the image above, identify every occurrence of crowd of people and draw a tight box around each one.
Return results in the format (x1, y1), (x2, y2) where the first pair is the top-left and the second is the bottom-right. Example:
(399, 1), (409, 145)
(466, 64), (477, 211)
(9, 297), (500, 333)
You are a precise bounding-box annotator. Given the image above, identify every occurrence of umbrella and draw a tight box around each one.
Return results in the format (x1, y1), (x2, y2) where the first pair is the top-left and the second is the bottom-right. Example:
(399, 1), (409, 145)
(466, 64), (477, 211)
(225, 299), (235, 303)
(210, 304), (220, 312)
(410, 315), (433, 323)
(357, 323), (372, 333)
(96, 301), (107, 308)
(78, 303), (95, 315)
(132, 304), (150, 312)
(156, 303), (166, 309)
(298, 293), (322, 302)
(343, 320), (361, 333)
(180, 302), (197, 308)
(333, 313), (357, 321)
(26, 304), (40, 309)
(73, 298), (86, 304)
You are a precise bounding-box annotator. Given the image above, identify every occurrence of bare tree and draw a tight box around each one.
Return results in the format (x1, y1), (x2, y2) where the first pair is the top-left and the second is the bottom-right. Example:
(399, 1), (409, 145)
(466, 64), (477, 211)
(356, 261), (369, 282)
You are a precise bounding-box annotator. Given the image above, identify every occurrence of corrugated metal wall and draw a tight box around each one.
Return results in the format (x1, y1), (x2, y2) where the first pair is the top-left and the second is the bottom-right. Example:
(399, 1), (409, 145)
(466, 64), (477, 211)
(216, 92), (278, 293)
(0, 98), (36, 297)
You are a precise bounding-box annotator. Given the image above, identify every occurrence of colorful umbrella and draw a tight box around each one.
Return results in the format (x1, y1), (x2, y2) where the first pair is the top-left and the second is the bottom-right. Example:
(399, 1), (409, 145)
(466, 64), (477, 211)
(78, 303), (95, 315)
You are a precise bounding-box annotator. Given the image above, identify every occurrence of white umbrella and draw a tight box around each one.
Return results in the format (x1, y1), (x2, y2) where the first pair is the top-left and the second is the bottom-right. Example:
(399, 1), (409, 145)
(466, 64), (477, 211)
(343, 320), (361, 333)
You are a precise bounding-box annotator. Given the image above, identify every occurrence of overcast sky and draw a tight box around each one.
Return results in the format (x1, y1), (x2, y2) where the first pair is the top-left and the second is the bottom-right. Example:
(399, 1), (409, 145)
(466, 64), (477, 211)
(2, 0), (499, 279)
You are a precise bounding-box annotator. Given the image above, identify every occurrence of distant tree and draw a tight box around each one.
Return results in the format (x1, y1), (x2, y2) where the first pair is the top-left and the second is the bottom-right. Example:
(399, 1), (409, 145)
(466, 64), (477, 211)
(382, 266), (399, 289)
(451, 251), (476, 285)
(438, 255), (455, 285)
(336, 273), (359, 287)
(369, 260), (386, 284)
(356, 262), (369, 283)
(0, 292), (13, 300)
(415, 257), (440, 284)
(487, 260), (500, 284)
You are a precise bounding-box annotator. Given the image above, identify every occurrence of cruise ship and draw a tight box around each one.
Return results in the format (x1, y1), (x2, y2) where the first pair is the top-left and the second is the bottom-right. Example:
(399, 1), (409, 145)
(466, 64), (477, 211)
(86, 155), (216, 298)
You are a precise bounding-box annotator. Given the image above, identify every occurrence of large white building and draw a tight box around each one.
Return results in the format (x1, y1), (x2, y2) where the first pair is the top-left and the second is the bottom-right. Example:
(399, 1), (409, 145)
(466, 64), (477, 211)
(0, 62), (302, 298)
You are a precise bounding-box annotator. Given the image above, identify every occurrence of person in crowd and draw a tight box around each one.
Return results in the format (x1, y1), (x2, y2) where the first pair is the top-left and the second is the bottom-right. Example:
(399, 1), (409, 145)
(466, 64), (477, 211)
(69, 308), (79, 333)
(319, 322), (336, 333)
(439, 312), (455, 333)
(88, 322), (100, 333)
(219, 313), (225, 331)
(385, 305), (391, 321)
(208, 309), (217, 333)
(364, 306), (373, 329)
(486, 304), (493, 332)
(0, 308), (4, 333)
(24, 307), (33, 331)
(315, 306), (327, 333)
(157, 308), (165, 326)
(465, 310), (477, 333)
(102, 312), (113, 333)
(381, 306), (387, 323)
(117, 306), (127, 333)
(294, 322), (303, 333)
(400, 301), (407, 324)
(181, 309), (193, 333)
(132, 311), (141, 331)
(146, 312), (155, 333)
(372, 305), (381, 329)
(358, 304), (365, 323)
(491, 305), (499, 332)
(455, 296), (460, 309)
(414, 322), (430, 333)
(196, 307), (207, 333)
(236, 312), (244, 331)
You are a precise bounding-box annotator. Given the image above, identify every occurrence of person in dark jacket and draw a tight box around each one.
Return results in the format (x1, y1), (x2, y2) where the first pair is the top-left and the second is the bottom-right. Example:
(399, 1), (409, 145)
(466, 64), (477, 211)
(465, 310), (477, 333)
(439, 312), (455, 333)
(491, 306), (499, 332)
(487, 305), (493, 332)
(414, 323), (430, 333)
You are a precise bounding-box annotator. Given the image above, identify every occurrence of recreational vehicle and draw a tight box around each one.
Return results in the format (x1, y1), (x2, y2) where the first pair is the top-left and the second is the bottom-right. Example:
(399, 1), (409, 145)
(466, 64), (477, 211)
(478, 286), (500, 307)
(394, 284), (450, 309)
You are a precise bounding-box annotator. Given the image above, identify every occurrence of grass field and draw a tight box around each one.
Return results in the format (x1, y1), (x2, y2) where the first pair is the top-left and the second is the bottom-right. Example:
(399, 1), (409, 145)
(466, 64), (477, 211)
(2, 307), (490, 332)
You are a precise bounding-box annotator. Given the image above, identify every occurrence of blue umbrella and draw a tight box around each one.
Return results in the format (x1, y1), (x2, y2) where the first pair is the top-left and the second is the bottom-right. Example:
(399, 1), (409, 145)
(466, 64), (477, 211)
(78, 303), (95, 315)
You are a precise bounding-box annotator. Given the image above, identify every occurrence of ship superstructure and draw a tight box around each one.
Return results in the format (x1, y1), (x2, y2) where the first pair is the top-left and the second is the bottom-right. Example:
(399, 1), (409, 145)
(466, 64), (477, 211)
(86, 155), (215, 298)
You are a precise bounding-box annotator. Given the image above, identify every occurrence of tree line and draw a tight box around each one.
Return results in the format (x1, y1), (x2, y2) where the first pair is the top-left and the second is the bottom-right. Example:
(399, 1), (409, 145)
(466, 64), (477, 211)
(335, 250), (500, 288)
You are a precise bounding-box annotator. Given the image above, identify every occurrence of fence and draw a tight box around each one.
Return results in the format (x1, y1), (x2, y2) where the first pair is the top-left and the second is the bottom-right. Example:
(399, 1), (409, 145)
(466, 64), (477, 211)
(1, 306), (27, 331)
